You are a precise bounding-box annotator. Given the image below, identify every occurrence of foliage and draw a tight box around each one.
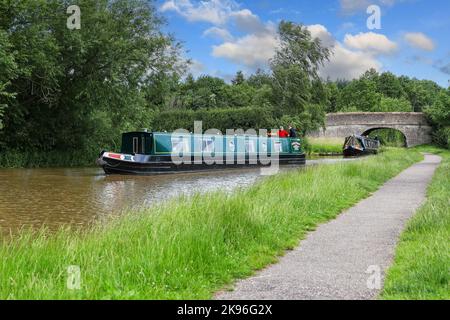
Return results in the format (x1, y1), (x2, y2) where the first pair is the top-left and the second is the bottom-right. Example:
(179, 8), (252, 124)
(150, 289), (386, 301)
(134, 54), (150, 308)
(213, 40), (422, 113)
(272, 21), (330, 80)
(382, 147), (450, 299)
(151, 107), (277, 133)
(424, 90), (450, 149)
(269, 21), (330, 128)
(0, 29), (18, 131)
(0, 3), (447, 166)
(0, 149), (422, 299)
(327, 69), (445, 114)
(367, 129), (406, 147)
(339, 76), (382, 112)
(379, 97), (413, 112)
(0, 0), (184, 154)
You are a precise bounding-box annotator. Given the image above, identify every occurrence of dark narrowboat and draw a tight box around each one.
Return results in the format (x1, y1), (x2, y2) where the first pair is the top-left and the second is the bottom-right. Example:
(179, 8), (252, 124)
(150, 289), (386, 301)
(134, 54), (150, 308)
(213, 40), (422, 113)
(343, 135), (380, 157)
(97, 130), (306, 175)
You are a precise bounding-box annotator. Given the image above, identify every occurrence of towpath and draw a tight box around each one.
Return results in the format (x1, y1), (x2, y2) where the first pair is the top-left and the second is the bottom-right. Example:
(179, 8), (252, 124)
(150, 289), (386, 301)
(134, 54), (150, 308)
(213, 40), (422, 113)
(216, 154), (441, 300)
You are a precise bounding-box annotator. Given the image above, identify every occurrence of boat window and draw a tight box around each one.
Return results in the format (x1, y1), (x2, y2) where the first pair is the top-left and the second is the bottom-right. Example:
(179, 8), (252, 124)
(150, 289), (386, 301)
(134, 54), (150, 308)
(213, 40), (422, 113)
(228, 140), (235, 152)
(203, 138), (215, 153)
(133, 137), (139, 154)
(274, 141), (283, 153)
(141, 137), (145, 154)
(172, 136), (190, 153)
(260, 141), (268, 153)
(246, 140), (256, 153)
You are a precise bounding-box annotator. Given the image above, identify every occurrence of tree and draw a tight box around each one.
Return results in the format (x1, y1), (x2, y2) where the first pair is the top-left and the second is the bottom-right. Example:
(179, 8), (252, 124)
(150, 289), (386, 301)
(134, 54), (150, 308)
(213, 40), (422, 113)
(231, 71), (245, 86)
(379, 97), (413, 112)
(0, 0), (184, 152)
(271, 21), (331, 79)
(377, 72), (405, 99)
(271, 64), (311, 115)
(324, 81), (340, 113)
(339, 77), (382, 112)
(425, 90), (450, 148)
(269, 21), (331, 131)
(247, 69), (272, 88)
(0, 30), (17, 131)
(400, 78), (441, 112)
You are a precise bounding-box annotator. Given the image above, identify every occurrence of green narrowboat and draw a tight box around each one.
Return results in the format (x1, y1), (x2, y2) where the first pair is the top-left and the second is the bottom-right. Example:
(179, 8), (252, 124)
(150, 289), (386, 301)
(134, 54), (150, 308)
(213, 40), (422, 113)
(97, 130), (306, 175)
(343, 135), (380, 157)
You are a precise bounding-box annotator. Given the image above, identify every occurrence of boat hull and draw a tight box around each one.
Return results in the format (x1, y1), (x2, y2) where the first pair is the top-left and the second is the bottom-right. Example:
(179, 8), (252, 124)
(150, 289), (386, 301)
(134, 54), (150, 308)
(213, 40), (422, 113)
(343, 147), (378, 157)
(98, 154), (306, 175)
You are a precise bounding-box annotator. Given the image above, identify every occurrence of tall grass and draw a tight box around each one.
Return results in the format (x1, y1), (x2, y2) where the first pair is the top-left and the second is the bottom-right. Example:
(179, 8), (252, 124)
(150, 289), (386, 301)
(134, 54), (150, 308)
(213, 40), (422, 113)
(381, 146), (450, 300)
(0, 149), (422, 299)
(306, 137), (344, 155)
(0, 149), (99, 168)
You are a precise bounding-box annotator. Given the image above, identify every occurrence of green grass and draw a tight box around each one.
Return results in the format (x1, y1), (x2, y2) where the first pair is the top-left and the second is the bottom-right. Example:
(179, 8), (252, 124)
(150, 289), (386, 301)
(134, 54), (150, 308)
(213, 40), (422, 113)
(0, 148), (422, 299)
(0, 149), (99, 168)
(381, 146), (450, 300)
(306, 137), (344, 155)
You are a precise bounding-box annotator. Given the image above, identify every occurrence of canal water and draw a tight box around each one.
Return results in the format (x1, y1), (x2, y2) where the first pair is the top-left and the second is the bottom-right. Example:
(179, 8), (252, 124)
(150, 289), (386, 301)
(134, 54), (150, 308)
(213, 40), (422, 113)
(0, 157), (355, 234)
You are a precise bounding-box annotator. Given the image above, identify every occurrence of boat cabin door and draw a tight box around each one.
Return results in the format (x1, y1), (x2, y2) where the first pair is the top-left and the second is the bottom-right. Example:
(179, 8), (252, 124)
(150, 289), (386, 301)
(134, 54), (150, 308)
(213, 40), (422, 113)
(121, 132), (151, 155)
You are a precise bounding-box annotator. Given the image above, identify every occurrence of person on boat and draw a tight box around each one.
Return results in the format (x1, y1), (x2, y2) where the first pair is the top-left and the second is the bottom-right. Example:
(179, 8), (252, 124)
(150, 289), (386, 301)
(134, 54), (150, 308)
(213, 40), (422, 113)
(278, 126), (289, 138)
(288, 125), (297, 138)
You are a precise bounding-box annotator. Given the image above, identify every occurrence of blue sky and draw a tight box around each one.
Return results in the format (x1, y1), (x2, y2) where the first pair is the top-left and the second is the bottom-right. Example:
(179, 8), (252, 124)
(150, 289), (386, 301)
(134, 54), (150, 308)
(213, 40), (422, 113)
(157, 0), (450, 87)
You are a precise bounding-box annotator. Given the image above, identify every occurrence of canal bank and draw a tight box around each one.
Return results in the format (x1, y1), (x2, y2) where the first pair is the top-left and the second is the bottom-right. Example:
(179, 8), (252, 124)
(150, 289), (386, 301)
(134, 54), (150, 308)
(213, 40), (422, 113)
(381, 146), (450, 300)
(0, 148), (424, 299)
(0, 157), (357, 235)
(216, 153), (441, 300)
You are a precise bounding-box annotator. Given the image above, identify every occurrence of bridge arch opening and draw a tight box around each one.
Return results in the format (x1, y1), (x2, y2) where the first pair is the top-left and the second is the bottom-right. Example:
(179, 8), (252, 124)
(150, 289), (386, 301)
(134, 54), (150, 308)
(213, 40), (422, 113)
(362, 128), (407, 147)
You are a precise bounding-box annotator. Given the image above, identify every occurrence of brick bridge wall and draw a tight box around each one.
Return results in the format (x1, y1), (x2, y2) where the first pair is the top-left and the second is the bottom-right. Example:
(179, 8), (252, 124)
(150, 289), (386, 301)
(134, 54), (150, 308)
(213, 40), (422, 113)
(309, 112), (432, 147)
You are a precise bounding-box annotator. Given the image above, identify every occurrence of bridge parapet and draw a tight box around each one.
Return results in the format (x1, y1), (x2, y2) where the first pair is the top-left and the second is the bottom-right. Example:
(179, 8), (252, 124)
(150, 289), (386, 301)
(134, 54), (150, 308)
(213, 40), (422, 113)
(309, 112), (432, 147)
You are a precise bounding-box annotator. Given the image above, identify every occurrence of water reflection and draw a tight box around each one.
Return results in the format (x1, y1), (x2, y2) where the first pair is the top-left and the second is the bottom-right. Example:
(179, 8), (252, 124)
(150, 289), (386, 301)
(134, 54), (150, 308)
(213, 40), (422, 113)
(0, 167), (263, 234)
(0, 157), (356, 234)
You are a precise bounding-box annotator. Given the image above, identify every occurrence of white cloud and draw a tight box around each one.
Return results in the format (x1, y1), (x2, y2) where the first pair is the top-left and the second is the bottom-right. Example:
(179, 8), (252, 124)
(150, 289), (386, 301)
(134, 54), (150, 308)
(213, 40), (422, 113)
(212, 23), (384, 80)
(160, 0), (238, 25)
(203, 27), (234, 41)
(212, 30), (278, 69)
(161, 2), (387, 81)
(307, 24), (336, 48)
(404, 32), (435, 51)
(306, 24), (382, 80)
(340, 0), (400, 14)
(230, 9), (267, 34)
(344, 32), (398, 54)
(320, 43), (381, 80)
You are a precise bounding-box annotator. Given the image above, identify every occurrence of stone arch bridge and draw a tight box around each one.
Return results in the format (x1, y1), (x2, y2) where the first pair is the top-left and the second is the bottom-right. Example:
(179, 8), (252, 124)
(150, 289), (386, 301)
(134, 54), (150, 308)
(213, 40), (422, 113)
(310, 112), (432, 147)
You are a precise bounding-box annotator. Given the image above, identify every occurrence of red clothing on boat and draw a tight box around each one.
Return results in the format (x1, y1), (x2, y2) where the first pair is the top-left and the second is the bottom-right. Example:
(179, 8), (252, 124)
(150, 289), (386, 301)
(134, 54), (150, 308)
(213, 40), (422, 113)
(278, 130), (289, 138)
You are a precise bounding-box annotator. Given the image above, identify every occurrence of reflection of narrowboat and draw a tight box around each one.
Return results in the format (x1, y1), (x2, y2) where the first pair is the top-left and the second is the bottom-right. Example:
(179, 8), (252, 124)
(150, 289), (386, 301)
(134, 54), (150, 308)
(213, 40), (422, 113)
(97, 130), (306, 175)
(343, 135), (380, 157)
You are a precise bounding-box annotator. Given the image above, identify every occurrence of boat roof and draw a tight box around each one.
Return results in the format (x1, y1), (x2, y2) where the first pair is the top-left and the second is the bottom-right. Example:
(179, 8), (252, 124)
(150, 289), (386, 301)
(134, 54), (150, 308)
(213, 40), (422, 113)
(124, 131), (288, 138)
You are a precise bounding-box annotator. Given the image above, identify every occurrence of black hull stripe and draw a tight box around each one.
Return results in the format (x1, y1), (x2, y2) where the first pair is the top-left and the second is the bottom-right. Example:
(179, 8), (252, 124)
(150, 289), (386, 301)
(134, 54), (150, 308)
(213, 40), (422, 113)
(101, 156), (306, 175)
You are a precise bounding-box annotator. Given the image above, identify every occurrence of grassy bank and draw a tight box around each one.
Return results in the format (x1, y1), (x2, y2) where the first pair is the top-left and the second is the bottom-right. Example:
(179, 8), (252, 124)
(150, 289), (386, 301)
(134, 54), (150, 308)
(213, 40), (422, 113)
(306, 137), (344, 155)
(0, 148), (422, 299)
(0, 149), (100, 168)
(381, 146), (450, 300)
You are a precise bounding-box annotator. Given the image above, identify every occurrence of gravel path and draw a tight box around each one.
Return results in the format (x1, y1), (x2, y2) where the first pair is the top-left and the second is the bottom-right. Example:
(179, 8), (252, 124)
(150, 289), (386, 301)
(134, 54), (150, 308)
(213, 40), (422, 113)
(216, 154), (442, 300)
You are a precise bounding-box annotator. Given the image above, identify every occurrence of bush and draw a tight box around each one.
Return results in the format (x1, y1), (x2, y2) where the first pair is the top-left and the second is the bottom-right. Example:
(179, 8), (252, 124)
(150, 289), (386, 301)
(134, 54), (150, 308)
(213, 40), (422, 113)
(379, 97), (413, 112)
(432, 127), (450, 149)
(151, 107), (277, 132)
